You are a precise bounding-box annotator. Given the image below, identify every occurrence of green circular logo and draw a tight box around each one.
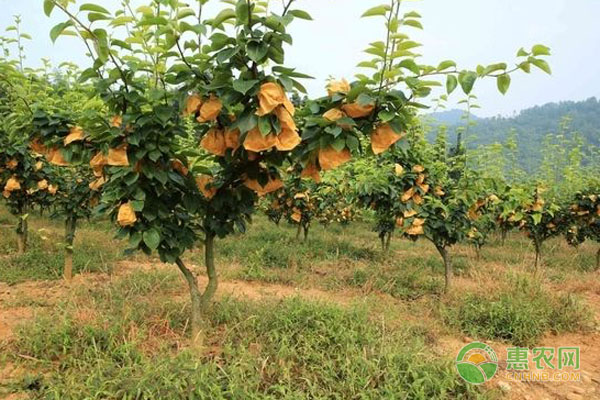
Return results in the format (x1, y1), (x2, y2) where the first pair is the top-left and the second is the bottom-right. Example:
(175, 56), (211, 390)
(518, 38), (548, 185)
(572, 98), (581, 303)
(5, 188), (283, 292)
(455, 342), (498, 384)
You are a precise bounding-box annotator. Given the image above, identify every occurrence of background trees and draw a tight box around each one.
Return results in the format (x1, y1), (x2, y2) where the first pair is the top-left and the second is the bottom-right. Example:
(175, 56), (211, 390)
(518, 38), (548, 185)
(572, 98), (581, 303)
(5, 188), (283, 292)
(566, 188), (600, 268)
(0, 140), (56, 253)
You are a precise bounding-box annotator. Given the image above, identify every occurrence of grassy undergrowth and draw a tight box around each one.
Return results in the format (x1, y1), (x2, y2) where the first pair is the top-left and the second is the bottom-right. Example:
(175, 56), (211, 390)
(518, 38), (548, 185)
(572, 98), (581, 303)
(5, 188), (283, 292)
(0, 225), (122, 285)
(0, 209), (127, 285)
(5, 270), (496, 400)
(1, 207), (598, 399)
(442, 274), (594, 347)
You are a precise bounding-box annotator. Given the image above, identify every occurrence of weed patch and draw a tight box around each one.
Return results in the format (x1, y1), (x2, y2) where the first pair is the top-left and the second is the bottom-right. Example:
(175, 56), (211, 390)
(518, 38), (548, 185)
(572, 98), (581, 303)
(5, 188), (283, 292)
(442, 275), (593, 346)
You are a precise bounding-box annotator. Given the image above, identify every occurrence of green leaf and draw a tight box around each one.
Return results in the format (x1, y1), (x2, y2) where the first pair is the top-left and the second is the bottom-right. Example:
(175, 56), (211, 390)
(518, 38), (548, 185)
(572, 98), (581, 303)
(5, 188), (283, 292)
(357, 93), (374, 106)
(237, 112), (257, 133)
(397, 41), (421, 51)
(78, 68), (98, 82)
(403, 19), (423, 29)
(517, 47), (529, 57)
(155, 105), (173, 124)
(497, 74), (511, 95)
(180, 22), (206, 35)
(398, 59), (419, 74)
(446, 75), (458, 95)
(357, 61), (378, 69)
(129, 232), (143, 247)
(247, 41), (269, 62)
(289, 10), (313, 20)
(530, 58), (552, 74)
(136, 6), (154, 16)
(272, 67), (314, 79)
(378, 110), (395, 122)
(111, 39), (132, 50)
(235, 0), (249, 24)
(216, 46), (240, 63)
(43, 0), (55, 17)
(345, 85), (368, 102)
(143, 229), (161, 250)
(279, 75), (293, 92)
(233, 79), (258, 95)
(519, 62), (531, 73)
(458, 71), (477, 94)
(124, 172), (140, 186)
(50, 21), (73, 43)
(110, 16), (135, 27)
(481, 63), (507, 76)
(268, 46), (285, 64)
(80, 3), (110, 14)
(404, 11), (421, 18)
(437, 60), (456, 71)
(292, 79), (308, 94)
(258, 116), (271, 136)
(88, 12), (111, 23)
(138, 17), (168, 26)
(365, 47), (386, 58)
(212, 9), (236, 27)
(331, 138), (346, 152)
(177, 8), (196, 20)
(389, 17), (399, 33)
(532, 44), (551, 56)
(419, 80), (442, 87)
(210, 32), (234, 51)
(264, 16), (286, 33)
(346, 135), (359, 151)
(361, 5), (389, 18)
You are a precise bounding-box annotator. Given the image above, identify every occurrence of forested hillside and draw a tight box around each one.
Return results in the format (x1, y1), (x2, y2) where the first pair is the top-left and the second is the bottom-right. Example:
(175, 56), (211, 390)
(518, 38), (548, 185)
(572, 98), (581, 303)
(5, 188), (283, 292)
(427, 97), (600, 170)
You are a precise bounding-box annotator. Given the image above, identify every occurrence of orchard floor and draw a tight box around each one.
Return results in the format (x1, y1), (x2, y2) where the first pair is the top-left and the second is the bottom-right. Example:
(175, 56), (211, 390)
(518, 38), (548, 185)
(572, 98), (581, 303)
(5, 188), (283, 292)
(0, 208), (599, 399)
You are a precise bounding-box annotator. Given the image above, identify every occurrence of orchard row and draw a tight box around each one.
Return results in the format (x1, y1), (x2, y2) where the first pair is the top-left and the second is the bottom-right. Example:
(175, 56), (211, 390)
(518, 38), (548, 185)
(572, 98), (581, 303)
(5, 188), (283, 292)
(0, 0), (557, 343)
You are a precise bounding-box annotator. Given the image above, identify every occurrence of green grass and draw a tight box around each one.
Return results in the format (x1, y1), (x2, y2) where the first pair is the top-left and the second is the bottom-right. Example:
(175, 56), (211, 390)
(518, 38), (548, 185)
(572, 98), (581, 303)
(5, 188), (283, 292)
(0, 210), (127, 285)
(0, 231), (120, 285)
(7, 273), (495, 399)
(216, 218), (379, 268)
(442, 274), (593, 347)
(205, 217), (382, 285)
(1, 208), (598, 399)
(345, 263), (443, 299)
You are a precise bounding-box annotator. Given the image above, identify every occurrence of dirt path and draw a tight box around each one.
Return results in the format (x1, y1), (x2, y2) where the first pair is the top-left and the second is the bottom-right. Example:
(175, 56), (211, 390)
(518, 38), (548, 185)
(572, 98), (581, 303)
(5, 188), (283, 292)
(1, 261), (600, 400)
(0, 260), (374, 344)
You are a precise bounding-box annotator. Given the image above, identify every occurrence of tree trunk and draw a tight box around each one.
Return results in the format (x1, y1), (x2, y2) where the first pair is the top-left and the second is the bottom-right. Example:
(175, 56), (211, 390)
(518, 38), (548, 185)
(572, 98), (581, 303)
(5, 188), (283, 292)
(303, 224), (309, 242)
(385, 232), (392, 252)
(595, 247), (600, 270)
(16, 214), (28, 255)
(64, 216), (77, 281)
(436, 244), (452, 293)
(296, 223), (302, 240)
(501, 229), (507, 246)
(475, 244), (481, 261)
(175, 233), (218, 346)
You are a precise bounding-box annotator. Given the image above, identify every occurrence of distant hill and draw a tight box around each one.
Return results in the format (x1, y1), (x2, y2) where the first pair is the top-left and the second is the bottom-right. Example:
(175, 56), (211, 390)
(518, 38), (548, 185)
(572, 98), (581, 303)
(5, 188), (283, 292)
(426, 97), (600, 170)
(426, 109), (480, 125)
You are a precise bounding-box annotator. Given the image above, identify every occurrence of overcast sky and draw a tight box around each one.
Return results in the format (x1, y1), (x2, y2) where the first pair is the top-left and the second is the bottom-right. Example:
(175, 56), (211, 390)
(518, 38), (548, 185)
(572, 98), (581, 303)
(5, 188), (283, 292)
(1, 0), (598, 117)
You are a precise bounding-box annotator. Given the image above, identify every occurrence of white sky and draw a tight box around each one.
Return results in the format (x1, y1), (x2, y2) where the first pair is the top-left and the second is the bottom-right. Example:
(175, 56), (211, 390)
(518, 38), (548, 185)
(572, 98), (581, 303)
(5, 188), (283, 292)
(1, 0), (599, 117)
